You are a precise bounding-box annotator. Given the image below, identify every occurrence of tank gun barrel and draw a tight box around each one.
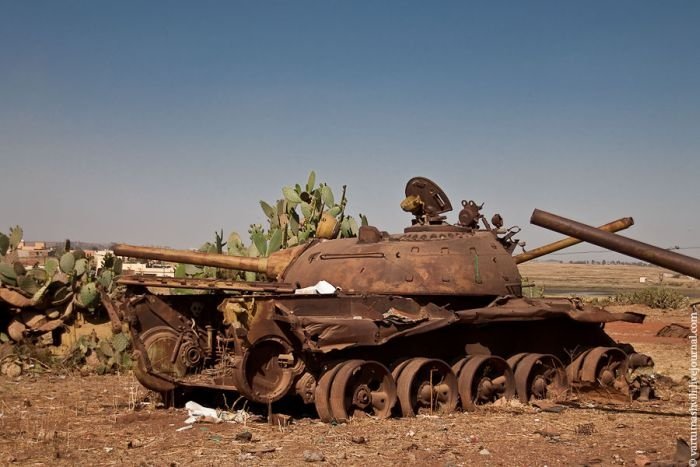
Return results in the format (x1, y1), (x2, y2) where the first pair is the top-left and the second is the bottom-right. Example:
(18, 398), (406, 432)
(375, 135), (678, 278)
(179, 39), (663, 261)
(112, 243), (304, 279)
(515, 217), (634, 264)
(530, 209), (700, 279)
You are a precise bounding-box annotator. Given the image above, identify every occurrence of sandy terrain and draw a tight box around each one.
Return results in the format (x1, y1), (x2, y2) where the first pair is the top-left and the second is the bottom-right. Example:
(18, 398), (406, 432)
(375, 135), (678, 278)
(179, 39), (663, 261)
(0, 304), (695, 466)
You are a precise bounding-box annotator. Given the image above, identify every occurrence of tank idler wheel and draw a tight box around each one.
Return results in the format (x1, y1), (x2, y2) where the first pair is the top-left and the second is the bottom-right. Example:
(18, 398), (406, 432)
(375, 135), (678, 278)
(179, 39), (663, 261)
(395, 358), (458, 417)
(134, 326), (187, 394)
(328, 360), (397, 422)
(314, 361), (354, 422)
(571, 347), (629, 393)
(457, 355), (515, 410)
(513, 353), (568, 403)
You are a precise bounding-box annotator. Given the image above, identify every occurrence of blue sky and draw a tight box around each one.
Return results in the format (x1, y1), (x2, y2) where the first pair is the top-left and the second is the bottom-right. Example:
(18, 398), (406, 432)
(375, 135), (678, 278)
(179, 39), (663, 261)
(1, 2), (698, 260)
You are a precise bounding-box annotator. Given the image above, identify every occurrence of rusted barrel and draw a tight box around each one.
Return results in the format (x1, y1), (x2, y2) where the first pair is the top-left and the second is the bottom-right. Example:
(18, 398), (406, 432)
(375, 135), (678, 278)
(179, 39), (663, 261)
(530, 209), (700, 280)
(515, 217), (634, 264)
(112, 243), (305, 279)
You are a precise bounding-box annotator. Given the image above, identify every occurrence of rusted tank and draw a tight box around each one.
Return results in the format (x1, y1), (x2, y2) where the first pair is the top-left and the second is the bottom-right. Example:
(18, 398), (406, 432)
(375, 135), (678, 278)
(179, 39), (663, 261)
(111, 177), (669, 421)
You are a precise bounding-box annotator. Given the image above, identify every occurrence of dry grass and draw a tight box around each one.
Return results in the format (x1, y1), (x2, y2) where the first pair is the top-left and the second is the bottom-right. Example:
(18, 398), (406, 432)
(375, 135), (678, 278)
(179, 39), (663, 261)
(519, 262), (700, 295)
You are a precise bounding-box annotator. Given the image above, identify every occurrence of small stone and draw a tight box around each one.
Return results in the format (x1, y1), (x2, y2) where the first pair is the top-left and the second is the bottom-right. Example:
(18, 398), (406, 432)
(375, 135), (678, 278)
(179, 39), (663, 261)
(303, 450), (325, 462)
(479, 448), (490, 456)
(1, 362), (22, 378)
(635, 454), (651, 466)
(127, 439), (142, 449)
(22, 399), (31, 408)
(235, 431), (253, 442)
(351, 436), (367, 444)
(406, 430), (416, 437)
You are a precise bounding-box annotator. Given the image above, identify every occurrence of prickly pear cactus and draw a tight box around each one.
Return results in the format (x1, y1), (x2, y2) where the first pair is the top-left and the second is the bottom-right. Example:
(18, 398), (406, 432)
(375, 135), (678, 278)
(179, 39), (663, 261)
(173, 172), (366, 286)
(0, 226), (124, 344)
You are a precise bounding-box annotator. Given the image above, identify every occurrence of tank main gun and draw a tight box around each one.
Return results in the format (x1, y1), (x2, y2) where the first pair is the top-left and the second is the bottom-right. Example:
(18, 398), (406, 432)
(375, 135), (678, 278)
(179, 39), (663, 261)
(514, 217), (634, 264)
(531, 209), (700, 279)
(112, 243), (305, 280)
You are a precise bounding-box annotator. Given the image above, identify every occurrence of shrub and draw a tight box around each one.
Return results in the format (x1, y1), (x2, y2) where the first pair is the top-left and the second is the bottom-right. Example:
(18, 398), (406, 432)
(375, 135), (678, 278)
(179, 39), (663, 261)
(612, 287), (689, 309)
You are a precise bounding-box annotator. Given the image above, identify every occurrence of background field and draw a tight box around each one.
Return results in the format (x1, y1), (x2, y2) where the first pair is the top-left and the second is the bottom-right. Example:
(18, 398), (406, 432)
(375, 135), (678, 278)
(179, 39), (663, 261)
(519, 262), (700, 298)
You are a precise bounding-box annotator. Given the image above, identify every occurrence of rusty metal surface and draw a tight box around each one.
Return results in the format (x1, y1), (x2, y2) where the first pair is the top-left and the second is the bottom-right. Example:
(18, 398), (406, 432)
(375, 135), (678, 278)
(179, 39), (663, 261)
(118, 274), (296, 293)
(394, 358), (458, 416)
(113, 176), (695, 419)
(531, 209), (700, 279)
(328, 360), (396, 421)
(457, 355), (515, 409)
(113, 243), (307, 279)
(514, 217), (634, 264)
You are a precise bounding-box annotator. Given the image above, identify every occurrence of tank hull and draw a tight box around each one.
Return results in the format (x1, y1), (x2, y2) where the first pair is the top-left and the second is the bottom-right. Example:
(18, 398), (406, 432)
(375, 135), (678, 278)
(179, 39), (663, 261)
(116, 279), (649, 418)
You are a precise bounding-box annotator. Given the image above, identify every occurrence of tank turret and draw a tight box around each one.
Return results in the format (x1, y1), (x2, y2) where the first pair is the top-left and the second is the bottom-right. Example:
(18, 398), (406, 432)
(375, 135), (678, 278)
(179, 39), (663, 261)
(114, 177), (524, 300)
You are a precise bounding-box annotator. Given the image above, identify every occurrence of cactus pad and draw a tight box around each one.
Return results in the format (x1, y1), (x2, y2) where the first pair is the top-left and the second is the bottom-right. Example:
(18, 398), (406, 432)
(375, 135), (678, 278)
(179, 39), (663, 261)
(59, 252), (75, 274)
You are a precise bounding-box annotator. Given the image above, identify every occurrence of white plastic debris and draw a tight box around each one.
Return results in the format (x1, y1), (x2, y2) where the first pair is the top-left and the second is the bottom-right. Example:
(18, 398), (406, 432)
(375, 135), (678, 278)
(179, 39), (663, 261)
(185, 401), (221, 424)
(183, 401), (259, 425)
(294, 280), (338, 295)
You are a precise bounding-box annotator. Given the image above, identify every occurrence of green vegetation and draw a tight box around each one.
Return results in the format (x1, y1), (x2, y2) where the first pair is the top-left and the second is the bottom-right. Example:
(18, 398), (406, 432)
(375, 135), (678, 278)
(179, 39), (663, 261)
(176, 171), (368, 282)
(611, 287), (690, 309)
(0, 228), (122, 344)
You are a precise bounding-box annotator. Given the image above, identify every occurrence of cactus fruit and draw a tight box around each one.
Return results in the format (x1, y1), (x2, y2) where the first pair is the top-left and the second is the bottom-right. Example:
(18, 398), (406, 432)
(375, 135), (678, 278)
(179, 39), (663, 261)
(59, 252), (75, 274)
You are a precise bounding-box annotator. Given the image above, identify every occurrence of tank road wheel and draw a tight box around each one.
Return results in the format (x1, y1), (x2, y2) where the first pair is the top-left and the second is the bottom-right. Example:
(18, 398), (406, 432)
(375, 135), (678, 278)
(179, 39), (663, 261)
(236, 337), (297, 404)
(329, 360), (397, 422)
(568, 347), (629, 393)
(456, 355), (516, 410)
(513, 353), (568, 403)
(315, 362), (351, 422)
(134, 326), (187, 393)
(395, 358), (458, 417)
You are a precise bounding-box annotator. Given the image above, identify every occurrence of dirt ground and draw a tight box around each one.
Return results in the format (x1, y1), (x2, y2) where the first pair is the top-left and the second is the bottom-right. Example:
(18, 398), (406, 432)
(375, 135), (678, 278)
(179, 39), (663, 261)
(0, 304), (695, 466)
